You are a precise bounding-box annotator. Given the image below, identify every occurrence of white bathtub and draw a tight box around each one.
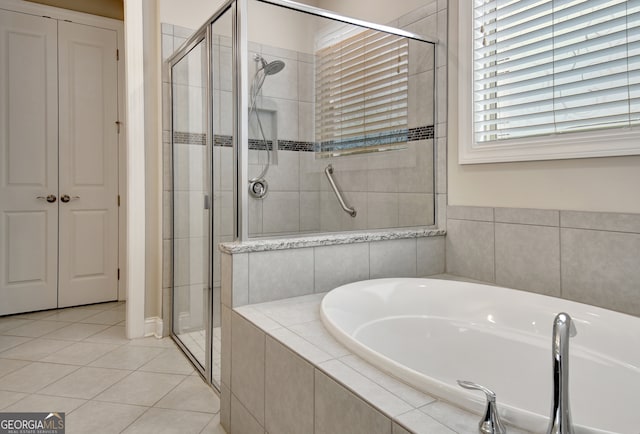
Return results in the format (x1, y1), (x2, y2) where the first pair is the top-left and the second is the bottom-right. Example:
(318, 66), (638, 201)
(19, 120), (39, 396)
(320, 278), (640, 434)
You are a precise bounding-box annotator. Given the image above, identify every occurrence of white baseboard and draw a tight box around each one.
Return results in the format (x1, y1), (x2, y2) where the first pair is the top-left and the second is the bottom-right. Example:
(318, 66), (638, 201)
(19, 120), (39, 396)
(144, 317), (164, 338)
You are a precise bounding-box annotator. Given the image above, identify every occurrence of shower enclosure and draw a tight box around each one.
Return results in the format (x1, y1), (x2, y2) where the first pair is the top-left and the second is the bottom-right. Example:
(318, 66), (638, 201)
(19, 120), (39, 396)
(167, 0), (436, 389)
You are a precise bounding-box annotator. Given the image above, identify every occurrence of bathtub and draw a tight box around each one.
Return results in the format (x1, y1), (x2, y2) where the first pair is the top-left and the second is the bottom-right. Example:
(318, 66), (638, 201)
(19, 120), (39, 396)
(320, 278), (640, 434)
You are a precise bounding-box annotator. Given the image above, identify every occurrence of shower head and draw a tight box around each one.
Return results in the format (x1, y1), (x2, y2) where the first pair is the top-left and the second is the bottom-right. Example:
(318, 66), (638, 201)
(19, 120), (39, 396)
(254, 54), (285, 75)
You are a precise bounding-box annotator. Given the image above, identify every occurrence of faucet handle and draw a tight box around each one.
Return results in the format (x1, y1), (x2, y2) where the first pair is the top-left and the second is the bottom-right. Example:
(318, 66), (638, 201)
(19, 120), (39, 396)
(457, 380), (507, 434)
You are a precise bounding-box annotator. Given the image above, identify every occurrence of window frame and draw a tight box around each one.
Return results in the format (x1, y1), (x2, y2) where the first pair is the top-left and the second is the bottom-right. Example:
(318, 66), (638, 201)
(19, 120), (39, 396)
(458, 2), (640, 165)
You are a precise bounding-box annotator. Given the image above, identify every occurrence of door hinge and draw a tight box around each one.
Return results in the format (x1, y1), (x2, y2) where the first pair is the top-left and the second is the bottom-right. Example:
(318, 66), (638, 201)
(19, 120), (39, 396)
(117, 195), (121, 207)
(115, 121), (121, 134)
(117, 268), (120, 280)
(116, 49), (119, 61)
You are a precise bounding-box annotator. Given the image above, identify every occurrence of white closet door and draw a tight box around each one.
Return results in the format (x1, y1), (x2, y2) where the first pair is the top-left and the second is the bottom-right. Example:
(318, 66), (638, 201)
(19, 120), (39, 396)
(0, 10), (59, 315)
(57, 21), (119, 307)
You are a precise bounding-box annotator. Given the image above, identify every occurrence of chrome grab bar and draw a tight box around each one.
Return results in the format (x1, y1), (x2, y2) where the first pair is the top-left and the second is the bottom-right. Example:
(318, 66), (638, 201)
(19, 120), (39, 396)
(324, 164), (356, 218)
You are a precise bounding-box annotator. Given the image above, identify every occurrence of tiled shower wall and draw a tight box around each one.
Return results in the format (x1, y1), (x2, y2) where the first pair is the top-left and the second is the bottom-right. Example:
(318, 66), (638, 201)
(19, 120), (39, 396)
(446, 206), (640, 317)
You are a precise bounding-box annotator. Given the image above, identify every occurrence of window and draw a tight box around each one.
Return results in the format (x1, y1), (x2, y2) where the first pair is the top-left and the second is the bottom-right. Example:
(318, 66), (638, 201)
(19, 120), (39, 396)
(458, 0), (640, 164)
(315, 28), (409, 156)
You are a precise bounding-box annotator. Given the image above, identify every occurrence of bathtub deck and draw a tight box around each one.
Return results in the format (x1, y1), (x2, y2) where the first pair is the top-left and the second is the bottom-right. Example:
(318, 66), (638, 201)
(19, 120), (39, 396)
(233, 275), (534, 434)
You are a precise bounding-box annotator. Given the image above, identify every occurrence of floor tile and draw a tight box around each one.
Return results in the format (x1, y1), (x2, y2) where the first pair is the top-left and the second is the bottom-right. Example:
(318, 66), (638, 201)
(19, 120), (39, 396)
(0, 318), (34, 333)
(0, 390), (28, 410)
(122, 407), (212, 434)
(154, 376), (220, 413)
(12, 310), (57, 320)
(138, 348), (195, 375)
(64, 401), (147, 434)
(3, 393), (86, 414)
(94, 371), (185, 407)
(39, 366), (132, 399)
(109, 303), (126, 312)
(128, 336), (177, 348)
(200, 414), (226, 434)
(0, 359), (31, 378)
(81, 310), (126, 325)
(44, 307), (103, 322)
(0, 338), (74, 361)
(0, 362), (79, 393)
(89, 345), (165, 370)
(42, 323), (110, 341)
(3, 320), (70, 338)
(83, 325), (129, 345)
(0, 335), (32, 353)
(42, 341), (121, 366)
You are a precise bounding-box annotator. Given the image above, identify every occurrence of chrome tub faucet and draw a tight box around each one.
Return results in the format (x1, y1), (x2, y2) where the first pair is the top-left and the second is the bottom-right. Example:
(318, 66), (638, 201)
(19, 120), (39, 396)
(548, 312), (577, 434)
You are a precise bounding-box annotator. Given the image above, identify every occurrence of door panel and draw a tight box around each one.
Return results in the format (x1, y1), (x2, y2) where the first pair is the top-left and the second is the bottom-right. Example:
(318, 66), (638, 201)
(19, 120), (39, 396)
(58, 21), (118, 307)
(0, 10), (58, 315)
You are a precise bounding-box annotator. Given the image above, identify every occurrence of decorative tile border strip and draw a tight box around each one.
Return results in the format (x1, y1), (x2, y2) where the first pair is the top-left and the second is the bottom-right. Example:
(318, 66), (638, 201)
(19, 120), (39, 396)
(173, 131), (207, 145)
(174, 125), (433, 150)
(408, 125), (434, 141)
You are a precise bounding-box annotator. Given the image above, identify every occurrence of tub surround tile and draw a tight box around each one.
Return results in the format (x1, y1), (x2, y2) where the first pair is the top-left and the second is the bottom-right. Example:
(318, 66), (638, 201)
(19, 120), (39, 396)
(561, 228), (640, 316)
(220, 383), (231, 432)
(370, 238), (417, 278)
(234, 306), (281, 331)
(265, 336), (314, 434)
(229, 276), (531, 434)
(494, 207), (560, 227)
(392, 422), (413, 434)
(445, 219), (495, 283)
(247, 293), (323, 327)
(248, 248), (314, 304)
(289, 320), (351, 358)
(314, 243), (370, 293)
(230, 312), (266, 425)
(394, 409), (455, 434)
(446, 206), (640, 317)
(417, 236), (446, 277)
(560, 210), (640, 233)
(447, 205), (493, 222)
(318, 359), (413, 418)
(339, 355), (436, 408)
(268, 328), (333, 365)
(230, 393), (264, 434)
(315, 370), (392, 434)
(495, 223), (561, 297)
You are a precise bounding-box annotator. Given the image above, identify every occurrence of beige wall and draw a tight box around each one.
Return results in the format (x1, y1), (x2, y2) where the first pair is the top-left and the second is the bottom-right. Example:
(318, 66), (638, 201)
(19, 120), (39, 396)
(26, 0), (123, 20)
(159, 0), (226, 30)
(447, 0), (640, 214)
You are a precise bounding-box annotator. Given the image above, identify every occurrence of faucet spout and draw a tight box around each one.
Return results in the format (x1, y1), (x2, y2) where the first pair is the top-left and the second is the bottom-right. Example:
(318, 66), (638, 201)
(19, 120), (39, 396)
(547, 312), (576, 434)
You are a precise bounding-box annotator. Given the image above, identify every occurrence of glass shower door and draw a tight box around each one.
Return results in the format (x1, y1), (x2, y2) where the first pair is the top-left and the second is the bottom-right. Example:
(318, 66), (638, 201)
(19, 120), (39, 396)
(171, 36), (211, 373)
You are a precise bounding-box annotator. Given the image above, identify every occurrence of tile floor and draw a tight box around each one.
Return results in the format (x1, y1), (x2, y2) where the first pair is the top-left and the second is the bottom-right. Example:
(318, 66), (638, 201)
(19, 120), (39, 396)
(0, 302), (225, 434)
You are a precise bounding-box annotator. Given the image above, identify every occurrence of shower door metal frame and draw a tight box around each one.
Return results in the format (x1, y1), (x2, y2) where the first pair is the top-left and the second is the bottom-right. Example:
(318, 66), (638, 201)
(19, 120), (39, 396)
(167, 24), (215, 387)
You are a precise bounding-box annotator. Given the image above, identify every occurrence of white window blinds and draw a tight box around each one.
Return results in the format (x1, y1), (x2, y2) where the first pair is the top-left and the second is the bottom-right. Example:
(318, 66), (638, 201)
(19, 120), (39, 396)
(315, 28), (409, 153)
(474, 0), (640, 144)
